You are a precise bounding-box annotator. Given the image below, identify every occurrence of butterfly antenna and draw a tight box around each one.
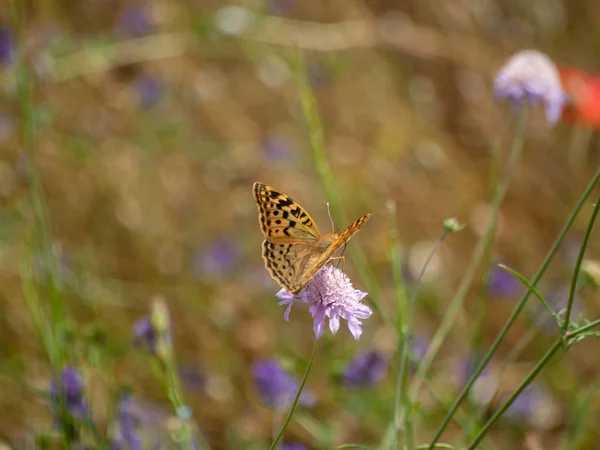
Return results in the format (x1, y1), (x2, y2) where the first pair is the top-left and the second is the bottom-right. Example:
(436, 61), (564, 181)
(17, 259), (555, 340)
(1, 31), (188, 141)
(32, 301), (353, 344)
(326, 202), (336, 232)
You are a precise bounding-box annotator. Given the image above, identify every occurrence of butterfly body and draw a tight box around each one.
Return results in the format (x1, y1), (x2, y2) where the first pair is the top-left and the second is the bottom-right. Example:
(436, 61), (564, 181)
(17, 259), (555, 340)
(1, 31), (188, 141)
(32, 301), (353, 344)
(253, 182), (371, 294)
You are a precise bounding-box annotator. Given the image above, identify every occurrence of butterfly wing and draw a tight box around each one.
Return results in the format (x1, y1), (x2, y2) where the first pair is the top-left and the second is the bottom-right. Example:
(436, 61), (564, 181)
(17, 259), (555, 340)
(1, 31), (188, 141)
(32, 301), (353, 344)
(262, 241), (319, 293)
(253, 182), (321, 244)
(293, 212), (372, 293)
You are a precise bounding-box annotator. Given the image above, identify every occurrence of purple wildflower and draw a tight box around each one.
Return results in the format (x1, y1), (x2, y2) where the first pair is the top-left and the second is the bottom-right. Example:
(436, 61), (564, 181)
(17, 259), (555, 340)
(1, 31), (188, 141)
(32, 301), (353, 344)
(262, 133), (293, 162)
(487, 263), (520, 298)
(133, 75), (163, 108)
(282, 443), (309, 450)
(252, 359), (316, 410)
(267, 0), (294, 16)
(410, 335), (430, 361)
(50, 367), (88, 420)
(111, 395), (142, 450)
(504, 385), (561, 429)
(133, 316), (157, 353)
(343, 350), (388, 388)
(494, 50), (566, 125)
(192, 237), (237, 278)
(115, 5), (155, 37)
(178, 365), (205, 391)
(276, 266), (372, 340)
(0, 26), (14, 65)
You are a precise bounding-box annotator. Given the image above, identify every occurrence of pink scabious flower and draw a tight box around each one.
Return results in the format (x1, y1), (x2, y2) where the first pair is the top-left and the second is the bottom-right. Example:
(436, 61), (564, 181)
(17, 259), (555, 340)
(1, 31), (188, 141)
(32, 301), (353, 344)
(276, 266), (372, 340)
(494, 50), (566, 126)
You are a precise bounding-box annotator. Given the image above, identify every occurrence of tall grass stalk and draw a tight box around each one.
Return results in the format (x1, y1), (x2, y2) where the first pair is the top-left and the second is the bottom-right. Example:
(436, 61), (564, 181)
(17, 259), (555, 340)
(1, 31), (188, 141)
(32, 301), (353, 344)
(293, 50), (386, 321)
(377, 111), (526, 450)
(427, 166), (600, 448)
(563, 192), (600, 333)
(269, 339), (319, 450)
(393, 229), (448, 450)
(12, 0), (67, 367)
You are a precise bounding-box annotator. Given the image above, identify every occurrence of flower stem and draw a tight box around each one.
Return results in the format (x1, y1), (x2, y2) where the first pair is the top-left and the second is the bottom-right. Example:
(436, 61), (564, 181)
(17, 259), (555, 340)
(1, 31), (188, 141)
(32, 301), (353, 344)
(293, 50), (386, 322)
(427, 166), (600, 448)
(466, 338), (563, 449)
(415, 110), (526, 403)
(562, 192), (600, 334)
(393, 231), (448, 450)
(269, 339), (319, 450)
(466, 316), (600, 449)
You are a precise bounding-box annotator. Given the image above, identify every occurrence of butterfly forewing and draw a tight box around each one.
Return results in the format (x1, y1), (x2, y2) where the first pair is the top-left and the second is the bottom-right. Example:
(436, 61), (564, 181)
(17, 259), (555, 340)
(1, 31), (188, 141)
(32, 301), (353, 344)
(254, 182), (372, 294)
(253, 182), (321, 243)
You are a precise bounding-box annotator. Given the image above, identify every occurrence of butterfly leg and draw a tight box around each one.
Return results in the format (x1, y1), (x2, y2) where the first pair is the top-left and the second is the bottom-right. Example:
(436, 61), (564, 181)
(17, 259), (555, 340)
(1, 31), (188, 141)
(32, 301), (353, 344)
(329, 255), (346, 272)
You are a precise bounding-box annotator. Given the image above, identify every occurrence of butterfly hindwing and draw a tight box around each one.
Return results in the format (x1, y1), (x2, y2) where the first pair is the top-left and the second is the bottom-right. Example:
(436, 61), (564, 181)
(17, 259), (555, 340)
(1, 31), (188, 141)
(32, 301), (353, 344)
(253, 182), (321, 243)
(262, 240), (317, 293)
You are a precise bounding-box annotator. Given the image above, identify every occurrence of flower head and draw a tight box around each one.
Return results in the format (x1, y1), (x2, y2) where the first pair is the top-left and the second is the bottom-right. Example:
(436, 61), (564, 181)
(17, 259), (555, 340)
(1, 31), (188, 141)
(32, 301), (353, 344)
(504, 385), (562, 429)
(276, 266), (371, 340)
(133, 75), (163, 108)
(112, 395), (142, 450)
(343, 350), (388, 388)
(133, 297), (172, 359)
(0, 26), (14, 65)
(494, 50), (566, 125)
(282, 443), (308, 450)
(252, 359), (316, 410)
(50, 367), (88, 420)
(115, 5), (155, 37)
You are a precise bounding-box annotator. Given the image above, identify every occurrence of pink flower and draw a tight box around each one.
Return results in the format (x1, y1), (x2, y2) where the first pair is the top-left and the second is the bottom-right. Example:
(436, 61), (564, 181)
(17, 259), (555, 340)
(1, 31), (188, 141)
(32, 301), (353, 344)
(494, 50), (566, 125)
(276, 266), (372, 340)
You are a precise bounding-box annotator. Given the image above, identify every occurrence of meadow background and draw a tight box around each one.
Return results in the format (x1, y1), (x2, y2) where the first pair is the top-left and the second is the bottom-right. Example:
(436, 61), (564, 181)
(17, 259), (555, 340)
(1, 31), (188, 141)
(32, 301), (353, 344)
(2, 0), (600, 449)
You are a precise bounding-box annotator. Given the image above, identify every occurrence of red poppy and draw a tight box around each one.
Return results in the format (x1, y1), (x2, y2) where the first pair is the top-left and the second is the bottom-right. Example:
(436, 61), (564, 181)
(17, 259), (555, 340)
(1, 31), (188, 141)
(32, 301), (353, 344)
(558, 65), (600, 128)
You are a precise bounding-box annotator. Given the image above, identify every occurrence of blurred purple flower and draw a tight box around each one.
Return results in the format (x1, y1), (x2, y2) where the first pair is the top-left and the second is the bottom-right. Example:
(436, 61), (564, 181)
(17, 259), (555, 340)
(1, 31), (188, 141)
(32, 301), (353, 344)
(494, 50), (566, 125)
(178, 365), (205, 391)
(252, 359), (316, 410)
(267, 0), (294, 16)
(262, 133), (292, 162)
(133, 316), (157, 353)
(0, 26), (14, 65)
(111, 395), (142, 450)
(50, 367), (88, 420)
(193, 237), (237, 278)
(133, 75), (163, 108)
(282, 443), (308, 450)
(276, 266), (372, 340)
(503, 385), (561, 429)
(115, 5), (155, 37)
(487, 263), (520, 298)
(343, 350), (387, 388)
(410, 335), (430, 361)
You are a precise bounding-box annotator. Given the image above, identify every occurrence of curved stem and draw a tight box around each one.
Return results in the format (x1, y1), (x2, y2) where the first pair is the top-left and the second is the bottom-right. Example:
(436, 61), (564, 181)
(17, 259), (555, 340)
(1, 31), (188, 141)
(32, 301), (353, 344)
(394, 232), (447, 449)
(563, 192), (600, 333)
(269, 339), (319, 450)
(427, 166), (600, 449)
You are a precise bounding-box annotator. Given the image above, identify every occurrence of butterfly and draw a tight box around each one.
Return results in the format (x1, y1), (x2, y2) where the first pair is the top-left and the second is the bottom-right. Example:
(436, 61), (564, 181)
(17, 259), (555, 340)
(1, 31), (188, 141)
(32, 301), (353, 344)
(253, 182), (372, 294)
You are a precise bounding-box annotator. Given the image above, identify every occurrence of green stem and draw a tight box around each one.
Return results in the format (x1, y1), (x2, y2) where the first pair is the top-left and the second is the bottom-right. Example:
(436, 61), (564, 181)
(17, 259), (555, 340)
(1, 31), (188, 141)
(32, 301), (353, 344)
(562, 192), (600, 333)
(293, 50), (386, 321)
(466, 339), (563, 449)
(427, 166), (600, 449)
(269, 339), (319, 450)
(417, 111), (526, 450)
(394, 233), (447, 449)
